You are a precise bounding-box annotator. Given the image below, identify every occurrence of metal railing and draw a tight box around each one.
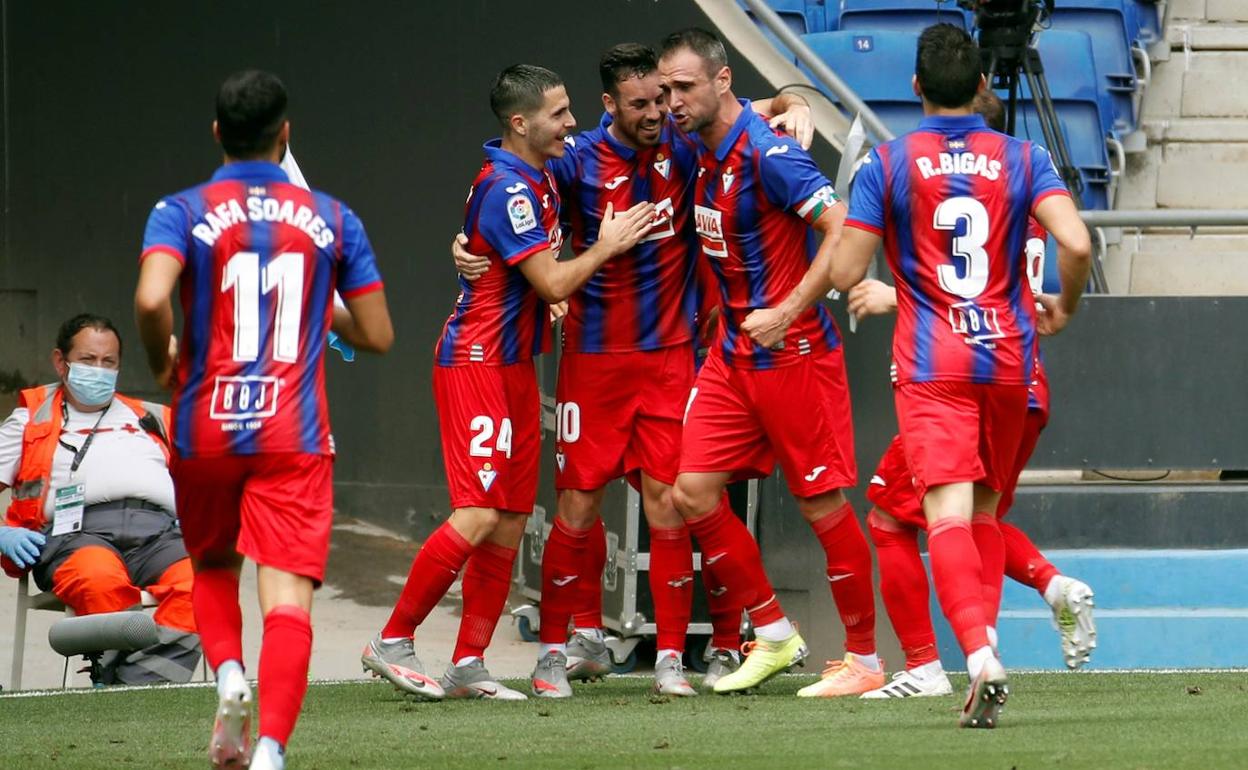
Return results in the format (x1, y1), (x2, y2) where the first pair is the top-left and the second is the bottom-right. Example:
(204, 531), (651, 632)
(741, 0), (895, 143)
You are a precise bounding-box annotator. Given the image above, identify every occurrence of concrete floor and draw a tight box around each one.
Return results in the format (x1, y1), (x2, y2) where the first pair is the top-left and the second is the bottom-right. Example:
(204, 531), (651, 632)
(1, 514), (540, 692)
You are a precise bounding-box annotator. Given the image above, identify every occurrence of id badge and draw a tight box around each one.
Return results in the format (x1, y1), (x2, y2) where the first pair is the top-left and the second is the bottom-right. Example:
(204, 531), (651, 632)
(51, 483), (86, 536)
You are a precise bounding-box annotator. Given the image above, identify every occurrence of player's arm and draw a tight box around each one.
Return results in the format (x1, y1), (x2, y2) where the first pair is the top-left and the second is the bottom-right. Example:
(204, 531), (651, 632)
(830, 148), (886, 293)
(740, 201), (846, 349)
(518, 201), (654, 303)
(755, 92), (813, 150)
(1030, 150), (1093, 336)
(134, 252), (183, 390)
(331, 292), (393, 353)
(332, 207), (394, 353)
(847, 278), (897, 321)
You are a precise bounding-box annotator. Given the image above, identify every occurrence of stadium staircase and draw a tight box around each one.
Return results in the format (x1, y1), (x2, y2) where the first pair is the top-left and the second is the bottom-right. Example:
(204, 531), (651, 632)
(1111, 0), (1248, 293)
(710, 1), (1248, 670)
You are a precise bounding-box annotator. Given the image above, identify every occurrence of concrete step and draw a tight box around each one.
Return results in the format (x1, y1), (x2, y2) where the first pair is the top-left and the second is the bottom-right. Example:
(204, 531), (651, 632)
(1208, 0), (1248, 22)
(1130, 251), (1248, 293)
(1163, 141), (1248, 163)
(1126, 234), (1248, 251)
(1156, 160), (1248, 207)
(1169, 22), (1248, 50)
(1169, 0), (1205, 21)
(1183, 69), (1248, 116)
(1144, 117), (1248, 142)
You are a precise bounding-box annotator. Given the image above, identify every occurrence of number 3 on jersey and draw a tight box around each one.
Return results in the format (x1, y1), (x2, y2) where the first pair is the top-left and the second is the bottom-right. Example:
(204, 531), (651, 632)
(933, 197), (989, 299)
(469, 415), (512, 458)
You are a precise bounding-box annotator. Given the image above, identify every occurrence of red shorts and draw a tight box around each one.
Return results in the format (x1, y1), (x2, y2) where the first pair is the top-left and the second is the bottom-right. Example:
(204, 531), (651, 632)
(433, 361), (540, 513)
(894, 381), (1029, 502)
(172, 452), (334, 584)
(997, 408), (1048, 517)
(555, 347), (693, 490)
(866, 435), (926, 529)
(869, 405), (1048, 528)
(680, 349), (856, 497)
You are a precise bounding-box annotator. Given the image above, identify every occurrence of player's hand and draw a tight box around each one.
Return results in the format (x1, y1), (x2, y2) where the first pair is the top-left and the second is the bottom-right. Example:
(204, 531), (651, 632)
(770, 103), (814, 150)
(847, 279), (898, 321)
(597, 201), (656, 256)
(549, 301), (568, 322)
(741, 306), (793, 350)
(452, 233), (490, 282)
(1035, 293), (1072, 336)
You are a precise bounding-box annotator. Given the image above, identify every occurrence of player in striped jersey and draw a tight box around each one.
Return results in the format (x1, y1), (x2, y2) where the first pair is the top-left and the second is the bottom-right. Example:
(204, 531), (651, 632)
(657, 28), (884, 698)
(829, 24), (1093, 727)
(452, 44), (817, 696)
(363, 65), (655, 703)
(135, 70), (394, 770)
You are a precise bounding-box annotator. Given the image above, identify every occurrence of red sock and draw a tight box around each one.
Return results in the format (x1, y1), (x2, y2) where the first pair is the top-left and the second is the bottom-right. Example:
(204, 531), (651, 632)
(686, 497), (783, 627)
(540, 518), (590, 644)
(571, 518), (606, 629)
(809, 503), (876, 655)
(381, 523), (473, 639)
(972, 512), (1005, 627)
(191, 567), (243, 669)
(927, 517), (990, 655)
(648, 525), (694, 652)
(702, 546), (742, 651)
(258, 605), (312, 747)
(867, 512), (938, 669)
(454, 541), (518, 661)
(1001, 521), (1060, 594)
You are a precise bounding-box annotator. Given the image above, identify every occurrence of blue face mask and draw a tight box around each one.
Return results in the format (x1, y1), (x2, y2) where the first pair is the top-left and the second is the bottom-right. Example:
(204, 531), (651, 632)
(65, 363), (118, 407)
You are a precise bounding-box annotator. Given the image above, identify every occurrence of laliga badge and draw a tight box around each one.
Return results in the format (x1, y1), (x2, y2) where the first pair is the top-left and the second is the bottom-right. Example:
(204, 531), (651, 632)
(478, 463), (498, 492)
(51, 483), (86, 536)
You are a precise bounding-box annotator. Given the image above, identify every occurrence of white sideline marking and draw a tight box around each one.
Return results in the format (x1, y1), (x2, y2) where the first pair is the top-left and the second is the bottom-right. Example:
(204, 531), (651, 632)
(6, 670), (1248, 699)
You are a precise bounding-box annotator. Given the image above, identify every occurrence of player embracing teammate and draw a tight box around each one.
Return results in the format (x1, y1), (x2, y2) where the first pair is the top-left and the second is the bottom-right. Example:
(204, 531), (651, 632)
(830, 24), (1093, 727)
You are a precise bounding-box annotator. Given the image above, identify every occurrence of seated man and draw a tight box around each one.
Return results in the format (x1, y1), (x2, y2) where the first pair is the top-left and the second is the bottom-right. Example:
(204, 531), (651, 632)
(0, 313), (200, 685)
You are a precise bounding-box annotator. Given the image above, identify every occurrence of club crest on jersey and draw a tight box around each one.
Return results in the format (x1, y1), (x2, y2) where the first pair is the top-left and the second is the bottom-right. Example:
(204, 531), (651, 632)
(654, 152), (671, 179)
(721, 166), (735, 193)
(478, 463), (498, 491)
(508, 193), (537, 235)
(555, 451), (566, 472)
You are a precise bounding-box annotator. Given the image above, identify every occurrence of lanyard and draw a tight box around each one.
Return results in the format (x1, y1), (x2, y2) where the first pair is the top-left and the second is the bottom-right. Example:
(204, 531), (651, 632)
(57, 400), (111, 476)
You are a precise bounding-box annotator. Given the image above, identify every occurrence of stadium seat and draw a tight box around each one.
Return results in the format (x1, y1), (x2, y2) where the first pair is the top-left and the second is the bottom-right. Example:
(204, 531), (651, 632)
(739, 0), (824, 38)
(799, 30), (924, 137)
(1047, 0), (1142, 134)
(1129, 0), (1164, 46)
(837, 0), (971, 33)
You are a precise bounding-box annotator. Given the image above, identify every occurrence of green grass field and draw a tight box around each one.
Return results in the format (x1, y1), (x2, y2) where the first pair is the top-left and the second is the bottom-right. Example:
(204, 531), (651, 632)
(2, 672), (1246, 769)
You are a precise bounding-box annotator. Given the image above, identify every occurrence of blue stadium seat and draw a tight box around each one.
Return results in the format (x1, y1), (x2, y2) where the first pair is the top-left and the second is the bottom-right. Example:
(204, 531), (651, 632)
(1047, 0), (1140, 133)
(1130, 0), (1163, 46)
(838, 0), (971, 33)
(739, 0), (823, 38)
(799, 30), (924, 136)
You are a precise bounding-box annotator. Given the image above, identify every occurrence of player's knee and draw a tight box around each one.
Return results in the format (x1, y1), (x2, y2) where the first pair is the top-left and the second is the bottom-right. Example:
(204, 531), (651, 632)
(556, 489), (601, 529)
(796, 489), (848, 523)
(867, 508), (914, 545)
(670, 479), (714, 519)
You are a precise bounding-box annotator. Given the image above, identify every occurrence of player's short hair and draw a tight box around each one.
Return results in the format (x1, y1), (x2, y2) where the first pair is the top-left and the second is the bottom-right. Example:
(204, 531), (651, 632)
(56, 313), (122, 357)
(915, 24), (982, 108)
(599, 43), (658, 96)
(659, 27), (728, 77)
(216, 70), (288, 159)
(973, 89), (1006, 132)
(490, 64), (564, 127)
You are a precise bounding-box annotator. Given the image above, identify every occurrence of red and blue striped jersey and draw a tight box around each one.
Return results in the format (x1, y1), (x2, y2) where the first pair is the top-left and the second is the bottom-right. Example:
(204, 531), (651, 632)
(140, 160), (384, 458)
(436, 141), (563, 367)
(693, 100), (843, 369)
(847, 114), (1068, 386)
(548, 113), (700, 353)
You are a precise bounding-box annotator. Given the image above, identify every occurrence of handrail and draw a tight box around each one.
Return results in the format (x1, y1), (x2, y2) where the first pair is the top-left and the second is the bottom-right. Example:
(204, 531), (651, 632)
(741, 0), (895, 143)
(1080, 210), (1248, 228)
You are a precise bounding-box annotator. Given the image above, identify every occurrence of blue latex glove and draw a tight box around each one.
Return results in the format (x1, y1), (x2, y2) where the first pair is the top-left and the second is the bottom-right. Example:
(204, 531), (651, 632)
(328, 331), (356, 363)
(0, 526), (46, 569)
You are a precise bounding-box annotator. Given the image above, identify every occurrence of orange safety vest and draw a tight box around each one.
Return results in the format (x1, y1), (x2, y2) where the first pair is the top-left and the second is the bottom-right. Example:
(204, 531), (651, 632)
(4, 383), (171, 536)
